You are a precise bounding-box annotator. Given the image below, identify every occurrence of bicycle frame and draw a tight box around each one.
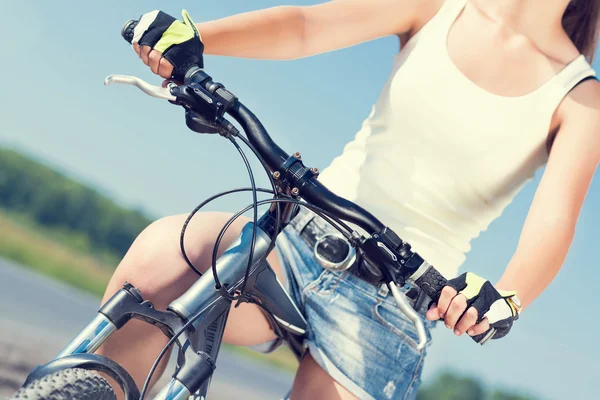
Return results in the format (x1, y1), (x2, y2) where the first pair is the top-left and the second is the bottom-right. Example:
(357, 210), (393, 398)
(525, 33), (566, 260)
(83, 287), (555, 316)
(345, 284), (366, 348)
(23, 204), (307, 400)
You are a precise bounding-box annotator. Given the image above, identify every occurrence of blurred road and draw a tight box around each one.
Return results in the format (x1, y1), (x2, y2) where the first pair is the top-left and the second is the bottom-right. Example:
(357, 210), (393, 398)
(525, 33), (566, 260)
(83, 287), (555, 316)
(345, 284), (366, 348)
(0, 258), (293, 399)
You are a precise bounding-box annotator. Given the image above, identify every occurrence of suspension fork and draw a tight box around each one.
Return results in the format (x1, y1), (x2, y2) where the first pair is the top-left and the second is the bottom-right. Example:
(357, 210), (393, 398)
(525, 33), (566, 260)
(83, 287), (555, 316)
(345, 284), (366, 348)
(42, 212), (287, 399)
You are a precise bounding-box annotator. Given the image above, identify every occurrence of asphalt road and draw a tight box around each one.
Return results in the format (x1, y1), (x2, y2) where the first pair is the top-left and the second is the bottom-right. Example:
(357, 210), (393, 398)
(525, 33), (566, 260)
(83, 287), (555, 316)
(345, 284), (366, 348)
(0, 258), (294, 399)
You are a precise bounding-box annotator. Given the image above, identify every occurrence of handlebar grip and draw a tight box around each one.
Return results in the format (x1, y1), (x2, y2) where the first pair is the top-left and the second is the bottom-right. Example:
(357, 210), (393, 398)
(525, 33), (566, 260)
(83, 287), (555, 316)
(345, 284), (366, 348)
(414, 265), (447, 303)
(121, 19), (138, 44)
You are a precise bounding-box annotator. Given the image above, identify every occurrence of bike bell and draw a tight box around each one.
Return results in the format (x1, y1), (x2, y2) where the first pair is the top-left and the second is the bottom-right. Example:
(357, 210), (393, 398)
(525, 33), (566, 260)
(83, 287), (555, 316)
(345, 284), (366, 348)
(313, 234), (357, 272)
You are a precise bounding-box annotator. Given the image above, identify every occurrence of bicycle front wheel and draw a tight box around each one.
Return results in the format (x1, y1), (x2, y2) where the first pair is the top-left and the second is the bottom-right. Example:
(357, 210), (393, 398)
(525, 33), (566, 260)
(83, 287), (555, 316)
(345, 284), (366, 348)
(10, 368), (116, 400)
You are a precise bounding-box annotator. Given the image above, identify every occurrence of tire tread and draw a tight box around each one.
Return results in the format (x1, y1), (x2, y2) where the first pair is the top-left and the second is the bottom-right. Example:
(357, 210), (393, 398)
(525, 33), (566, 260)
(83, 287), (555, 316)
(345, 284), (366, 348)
(10, 368), (115, 400)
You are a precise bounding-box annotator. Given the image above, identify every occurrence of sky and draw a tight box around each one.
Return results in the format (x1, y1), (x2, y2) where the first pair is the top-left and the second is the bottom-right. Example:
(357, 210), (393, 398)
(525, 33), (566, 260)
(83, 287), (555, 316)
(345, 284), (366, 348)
(1, 1), (599, 399)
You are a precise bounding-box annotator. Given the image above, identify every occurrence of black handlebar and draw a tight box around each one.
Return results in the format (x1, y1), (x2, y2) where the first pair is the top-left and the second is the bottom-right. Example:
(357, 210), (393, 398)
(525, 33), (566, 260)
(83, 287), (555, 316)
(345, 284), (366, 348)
(172, 64), (386, 235)
(226, 100), (386, 233)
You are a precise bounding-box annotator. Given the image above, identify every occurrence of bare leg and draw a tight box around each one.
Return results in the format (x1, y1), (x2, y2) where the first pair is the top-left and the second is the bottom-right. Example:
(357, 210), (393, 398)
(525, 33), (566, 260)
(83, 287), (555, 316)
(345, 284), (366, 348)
(290, 353), (358, 400)
(96, 212), (282, 396)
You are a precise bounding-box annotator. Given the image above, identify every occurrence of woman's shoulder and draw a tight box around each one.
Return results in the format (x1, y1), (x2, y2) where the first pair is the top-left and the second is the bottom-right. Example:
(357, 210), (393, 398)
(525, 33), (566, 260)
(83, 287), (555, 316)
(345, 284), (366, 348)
(550, 76), (600, 154)
(558, 77), (600, 127)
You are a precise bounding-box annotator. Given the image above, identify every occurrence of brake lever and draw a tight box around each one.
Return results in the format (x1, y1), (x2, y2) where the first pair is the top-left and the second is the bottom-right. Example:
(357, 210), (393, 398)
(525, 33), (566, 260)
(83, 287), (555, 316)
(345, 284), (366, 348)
(387, 282), (428, 350)
(104, 74), (177, 101)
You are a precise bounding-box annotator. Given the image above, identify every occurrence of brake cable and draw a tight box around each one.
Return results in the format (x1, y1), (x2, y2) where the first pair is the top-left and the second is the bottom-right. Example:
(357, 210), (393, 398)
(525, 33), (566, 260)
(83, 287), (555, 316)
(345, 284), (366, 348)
(180, 136), (279, 303)
(179, 187), (276, 277)
(181, 132), (354, 302)
(234, 134), (281, 301)
(216, 137), (260, 301)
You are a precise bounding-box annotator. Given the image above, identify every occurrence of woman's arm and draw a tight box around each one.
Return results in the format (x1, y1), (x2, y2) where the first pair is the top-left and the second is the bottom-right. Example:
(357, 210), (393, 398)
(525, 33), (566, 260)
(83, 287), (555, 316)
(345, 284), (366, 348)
(196, 0), (423, 60)
(494, 81), (600, 310)
(135, 0), (425, 77)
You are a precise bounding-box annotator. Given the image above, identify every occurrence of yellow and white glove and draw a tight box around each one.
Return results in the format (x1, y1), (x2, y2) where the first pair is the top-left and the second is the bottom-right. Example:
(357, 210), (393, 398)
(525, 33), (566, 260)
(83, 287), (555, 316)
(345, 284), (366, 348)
(444, 272), (519, 343)
(131, 10), (204, 80)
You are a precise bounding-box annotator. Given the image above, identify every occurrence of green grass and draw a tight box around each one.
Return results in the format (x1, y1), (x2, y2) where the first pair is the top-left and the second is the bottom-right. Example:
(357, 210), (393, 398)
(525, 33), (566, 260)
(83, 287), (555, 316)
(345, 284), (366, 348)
(5, 210), (122, 267)
(0, 209), (114, 296)
(0, 208), (299, 373)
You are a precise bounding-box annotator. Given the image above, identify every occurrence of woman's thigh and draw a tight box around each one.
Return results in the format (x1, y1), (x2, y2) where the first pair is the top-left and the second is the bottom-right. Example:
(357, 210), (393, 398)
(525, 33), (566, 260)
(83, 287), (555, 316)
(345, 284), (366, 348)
(290, 353), (358, 400)
(103, 211), (283, 346)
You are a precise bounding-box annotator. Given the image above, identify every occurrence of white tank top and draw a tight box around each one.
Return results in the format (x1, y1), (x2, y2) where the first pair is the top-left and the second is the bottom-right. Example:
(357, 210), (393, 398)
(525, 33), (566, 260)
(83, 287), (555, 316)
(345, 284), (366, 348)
(318, 0), (597, 278)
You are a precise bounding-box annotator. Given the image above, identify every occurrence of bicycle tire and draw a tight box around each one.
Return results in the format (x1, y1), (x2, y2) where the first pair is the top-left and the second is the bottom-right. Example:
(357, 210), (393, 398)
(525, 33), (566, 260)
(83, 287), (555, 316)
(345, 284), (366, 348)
(10, 368), (116, 400)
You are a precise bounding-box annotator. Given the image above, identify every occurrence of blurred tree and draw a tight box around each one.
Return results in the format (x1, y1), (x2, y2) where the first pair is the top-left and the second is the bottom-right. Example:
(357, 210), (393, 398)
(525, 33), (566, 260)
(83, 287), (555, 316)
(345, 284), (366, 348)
(489, 392), (534, 400)
(417, 372), (539, 400)
(0, 147), (152, 260)
(418, 372), (486, 400)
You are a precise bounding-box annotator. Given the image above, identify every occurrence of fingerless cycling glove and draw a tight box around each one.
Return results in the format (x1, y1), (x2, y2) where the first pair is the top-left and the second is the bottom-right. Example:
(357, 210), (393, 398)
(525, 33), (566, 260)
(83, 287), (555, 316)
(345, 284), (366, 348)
(446, 272), (518, 342)
(132, 10), (204, 80)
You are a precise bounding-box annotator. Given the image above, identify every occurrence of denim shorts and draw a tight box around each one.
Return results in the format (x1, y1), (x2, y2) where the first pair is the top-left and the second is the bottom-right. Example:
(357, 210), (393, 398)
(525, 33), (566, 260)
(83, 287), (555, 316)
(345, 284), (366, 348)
(272, 209), (436, 400)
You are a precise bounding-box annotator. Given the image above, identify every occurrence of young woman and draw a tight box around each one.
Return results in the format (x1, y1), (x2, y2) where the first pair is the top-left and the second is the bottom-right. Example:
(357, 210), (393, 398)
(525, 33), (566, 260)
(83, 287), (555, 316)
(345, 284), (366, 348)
(98, 1), (600, 399)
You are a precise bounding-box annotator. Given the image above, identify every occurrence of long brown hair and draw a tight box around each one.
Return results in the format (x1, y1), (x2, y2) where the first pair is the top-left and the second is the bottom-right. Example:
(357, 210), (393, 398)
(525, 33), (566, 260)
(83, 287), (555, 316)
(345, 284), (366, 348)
(563, 0), (600, 63)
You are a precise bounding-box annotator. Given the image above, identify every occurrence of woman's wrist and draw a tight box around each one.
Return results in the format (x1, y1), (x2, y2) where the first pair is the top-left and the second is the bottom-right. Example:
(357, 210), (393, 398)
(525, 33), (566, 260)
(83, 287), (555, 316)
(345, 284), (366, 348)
(504, 295), (523, 319)
(495, 272), (529, 315)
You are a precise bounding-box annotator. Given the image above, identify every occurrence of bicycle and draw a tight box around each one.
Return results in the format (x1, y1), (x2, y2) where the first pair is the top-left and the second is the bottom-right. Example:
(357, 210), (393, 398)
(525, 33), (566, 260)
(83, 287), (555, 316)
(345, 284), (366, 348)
(10, 18), (493, 400)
